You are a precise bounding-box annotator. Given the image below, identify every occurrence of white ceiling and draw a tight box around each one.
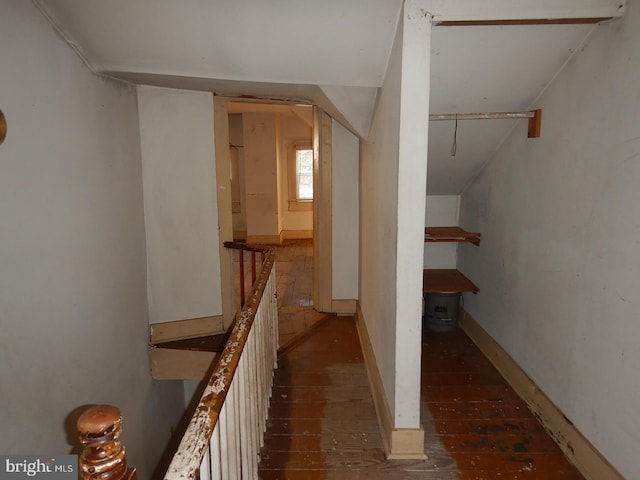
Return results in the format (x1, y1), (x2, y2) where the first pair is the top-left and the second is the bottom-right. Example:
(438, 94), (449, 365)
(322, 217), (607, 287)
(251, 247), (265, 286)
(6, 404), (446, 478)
(428, 23), (595, 193)
(35, 0), (622, 194)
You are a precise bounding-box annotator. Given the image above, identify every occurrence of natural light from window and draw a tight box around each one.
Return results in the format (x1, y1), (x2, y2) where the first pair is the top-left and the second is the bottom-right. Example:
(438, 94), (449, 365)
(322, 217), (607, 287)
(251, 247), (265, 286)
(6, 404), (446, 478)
(296, 149), (313, 201)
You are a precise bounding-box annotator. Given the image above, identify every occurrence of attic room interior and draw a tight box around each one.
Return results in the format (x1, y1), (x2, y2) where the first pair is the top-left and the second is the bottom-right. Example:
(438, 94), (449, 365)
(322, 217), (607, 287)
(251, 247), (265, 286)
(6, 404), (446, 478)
(1, 1), (638, 479)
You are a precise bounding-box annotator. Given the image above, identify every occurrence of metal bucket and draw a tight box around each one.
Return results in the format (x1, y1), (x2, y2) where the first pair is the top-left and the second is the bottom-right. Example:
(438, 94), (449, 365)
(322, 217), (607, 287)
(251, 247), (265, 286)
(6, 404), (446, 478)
(425, 292), (461, 332)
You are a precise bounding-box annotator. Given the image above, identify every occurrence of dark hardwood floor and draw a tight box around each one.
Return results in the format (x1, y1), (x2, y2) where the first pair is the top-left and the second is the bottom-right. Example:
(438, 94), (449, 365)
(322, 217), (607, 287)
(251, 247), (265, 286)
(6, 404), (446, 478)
(422, 328), (583, 480)
(258, 315), (584, 479)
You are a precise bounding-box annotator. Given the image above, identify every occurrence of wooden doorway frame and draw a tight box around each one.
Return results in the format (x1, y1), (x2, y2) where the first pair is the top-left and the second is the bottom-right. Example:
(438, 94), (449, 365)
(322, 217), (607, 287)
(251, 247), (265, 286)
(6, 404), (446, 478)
(214, 98), (333, 318)
(213, 97), (235, 328)
(312, 107), (332, 312)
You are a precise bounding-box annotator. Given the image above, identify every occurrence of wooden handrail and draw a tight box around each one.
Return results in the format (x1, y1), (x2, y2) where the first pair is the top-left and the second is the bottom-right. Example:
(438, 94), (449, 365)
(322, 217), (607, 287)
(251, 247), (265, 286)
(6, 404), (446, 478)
(223, 241), (270, 253)
(164, 246), (278, 479)
(77, 405), (137, 480)
(77, 244), (278, 480)
(225, 241), (272, 307)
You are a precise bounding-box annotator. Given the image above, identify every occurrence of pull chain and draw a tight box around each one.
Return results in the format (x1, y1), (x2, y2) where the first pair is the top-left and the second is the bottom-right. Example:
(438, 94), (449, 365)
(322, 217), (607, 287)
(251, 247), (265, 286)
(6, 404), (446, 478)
(451, 114), (458, 156)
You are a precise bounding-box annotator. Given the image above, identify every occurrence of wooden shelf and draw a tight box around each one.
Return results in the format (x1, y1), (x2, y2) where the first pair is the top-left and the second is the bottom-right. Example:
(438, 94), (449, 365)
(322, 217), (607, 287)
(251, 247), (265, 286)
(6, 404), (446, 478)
(423, 269), (479, 294)
(425, 227), (480, 246)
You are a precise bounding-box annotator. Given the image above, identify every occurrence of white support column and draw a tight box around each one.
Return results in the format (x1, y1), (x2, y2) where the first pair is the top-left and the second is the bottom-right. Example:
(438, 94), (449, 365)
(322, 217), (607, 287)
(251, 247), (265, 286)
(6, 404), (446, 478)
(391, 0), (431, 459)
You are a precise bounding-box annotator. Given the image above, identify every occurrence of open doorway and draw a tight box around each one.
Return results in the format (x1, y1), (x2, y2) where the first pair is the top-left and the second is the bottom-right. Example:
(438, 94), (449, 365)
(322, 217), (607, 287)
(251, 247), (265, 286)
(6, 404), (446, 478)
(226, 101), (314, 244)
(214, 98), (337, 328)
(223, 101), (333, 347)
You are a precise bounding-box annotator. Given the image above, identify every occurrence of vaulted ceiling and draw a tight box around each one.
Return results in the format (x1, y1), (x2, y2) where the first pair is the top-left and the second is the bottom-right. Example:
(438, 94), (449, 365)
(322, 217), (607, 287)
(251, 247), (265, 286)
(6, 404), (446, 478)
(35, 0), (625, 194)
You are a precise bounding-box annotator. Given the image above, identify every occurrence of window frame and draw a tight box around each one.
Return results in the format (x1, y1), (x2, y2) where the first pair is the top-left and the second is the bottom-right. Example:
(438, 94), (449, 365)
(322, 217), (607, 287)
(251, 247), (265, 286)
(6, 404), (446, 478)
(287, 143), (313, 211)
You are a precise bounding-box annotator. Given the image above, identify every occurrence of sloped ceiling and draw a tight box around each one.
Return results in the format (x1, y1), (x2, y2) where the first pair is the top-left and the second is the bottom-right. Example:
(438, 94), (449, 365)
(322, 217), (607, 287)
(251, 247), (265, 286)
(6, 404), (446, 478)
(35, 0), (401, 138)
(36, 0), (623, 194)
(428, 23), (595, 194)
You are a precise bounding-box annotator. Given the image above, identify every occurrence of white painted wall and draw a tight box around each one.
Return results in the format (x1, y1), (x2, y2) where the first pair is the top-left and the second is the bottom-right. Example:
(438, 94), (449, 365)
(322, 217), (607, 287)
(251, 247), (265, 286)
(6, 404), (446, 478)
(360, 14), (402, 418)
(332, 120), (359, 300)
(138, 86), (222, 324)
(242, 113), (280, 239)
(424, 195), (460, 268)
(0, 4), (184, 478)
(359, 0), (429, 429)
(278, 113), (313, 233)
(459, 10), (640, 479)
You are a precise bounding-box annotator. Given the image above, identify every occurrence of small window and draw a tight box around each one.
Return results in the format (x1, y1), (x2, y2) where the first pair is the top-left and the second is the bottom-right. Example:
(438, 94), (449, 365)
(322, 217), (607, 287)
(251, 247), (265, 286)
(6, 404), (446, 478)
(288, 144), (313, 211)
(295, 148), (313, 201)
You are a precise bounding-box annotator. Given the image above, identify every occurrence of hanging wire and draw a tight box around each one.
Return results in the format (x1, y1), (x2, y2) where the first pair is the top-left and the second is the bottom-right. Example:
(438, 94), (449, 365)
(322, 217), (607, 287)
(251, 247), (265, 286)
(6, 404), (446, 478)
(450, 114), (458, 156)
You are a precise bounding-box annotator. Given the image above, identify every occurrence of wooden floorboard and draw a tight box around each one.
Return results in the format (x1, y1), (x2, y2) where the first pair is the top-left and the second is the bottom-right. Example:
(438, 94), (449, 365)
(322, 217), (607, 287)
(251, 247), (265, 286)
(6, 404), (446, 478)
(422, 329), (584, 480)
(258, 316), (584, 480)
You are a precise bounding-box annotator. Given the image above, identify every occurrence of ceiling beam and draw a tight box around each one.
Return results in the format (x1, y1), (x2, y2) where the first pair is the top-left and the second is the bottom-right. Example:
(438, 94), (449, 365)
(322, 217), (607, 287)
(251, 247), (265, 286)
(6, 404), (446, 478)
(427, 0), (626, 25)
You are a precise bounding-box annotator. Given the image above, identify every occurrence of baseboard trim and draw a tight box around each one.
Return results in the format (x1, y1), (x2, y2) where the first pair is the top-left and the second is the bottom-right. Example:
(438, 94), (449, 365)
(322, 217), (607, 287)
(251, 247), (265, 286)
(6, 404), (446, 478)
(150, 315), (225, 344)
(355, 302), (426, 460)
(459, 309), (623, 480)
(355, 303), (393, 455)
(331, 299), (357, 315)
(387, 428), (427, 460)
(281, 229), (313, 240)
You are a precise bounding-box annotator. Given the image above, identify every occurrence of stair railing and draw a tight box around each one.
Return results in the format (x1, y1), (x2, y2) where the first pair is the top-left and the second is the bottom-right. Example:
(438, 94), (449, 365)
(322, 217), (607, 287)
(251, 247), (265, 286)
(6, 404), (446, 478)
(163, 243), (278, 480)
(226, 241), (271, 308)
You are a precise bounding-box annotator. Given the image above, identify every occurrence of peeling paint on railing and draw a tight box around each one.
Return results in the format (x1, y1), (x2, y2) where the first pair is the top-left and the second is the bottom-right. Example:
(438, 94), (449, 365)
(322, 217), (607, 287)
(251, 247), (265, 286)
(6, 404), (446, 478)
(164, 245), (277, 480)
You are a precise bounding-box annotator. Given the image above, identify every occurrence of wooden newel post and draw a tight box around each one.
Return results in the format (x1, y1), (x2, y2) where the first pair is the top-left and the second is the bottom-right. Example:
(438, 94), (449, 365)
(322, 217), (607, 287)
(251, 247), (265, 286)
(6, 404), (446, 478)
(77, 405), (137, 480)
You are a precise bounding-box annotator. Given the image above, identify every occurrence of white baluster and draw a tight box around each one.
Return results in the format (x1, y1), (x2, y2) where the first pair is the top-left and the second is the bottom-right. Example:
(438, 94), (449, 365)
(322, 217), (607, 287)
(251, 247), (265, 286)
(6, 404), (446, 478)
(238, 352), (253, 480)
(224, 377), (240, 479)
(255, 308), (265, 441)
(218, 403), (230, 479)
(232, 376), (242, 477)
(200, 440), (211, 480)
(209, 422), (222, 480)
(248, 328), (259, 478)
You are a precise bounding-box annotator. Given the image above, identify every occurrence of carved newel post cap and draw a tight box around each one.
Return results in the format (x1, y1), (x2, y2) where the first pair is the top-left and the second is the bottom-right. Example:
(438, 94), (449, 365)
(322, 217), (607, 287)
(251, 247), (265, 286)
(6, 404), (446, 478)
(77, 405), (122, 436)
(77, 405), (134, 480)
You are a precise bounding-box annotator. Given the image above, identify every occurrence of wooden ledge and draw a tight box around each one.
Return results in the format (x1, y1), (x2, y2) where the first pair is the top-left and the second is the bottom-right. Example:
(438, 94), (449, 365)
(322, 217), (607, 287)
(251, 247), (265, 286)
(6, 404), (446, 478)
(425, 227), (480, 246)
(423, 269), (479, 294)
